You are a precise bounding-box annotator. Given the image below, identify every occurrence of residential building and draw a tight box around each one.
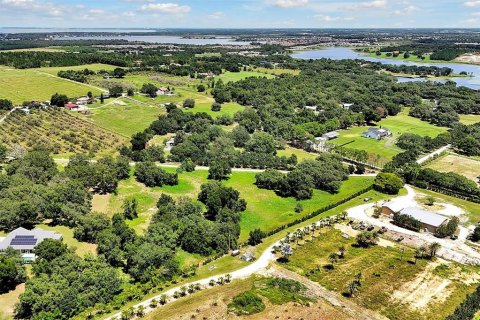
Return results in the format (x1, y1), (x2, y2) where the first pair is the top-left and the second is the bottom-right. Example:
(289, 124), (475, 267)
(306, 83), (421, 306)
(322, 131), (340, 140)
(362, 127), (392, 140)
(0, 228), (63, 262)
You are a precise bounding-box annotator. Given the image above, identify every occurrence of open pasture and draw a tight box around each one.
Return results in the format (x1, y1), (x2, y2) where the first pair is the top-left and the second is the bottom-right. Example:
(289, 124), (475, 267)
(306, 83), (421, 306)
(0, 65), (104, 104)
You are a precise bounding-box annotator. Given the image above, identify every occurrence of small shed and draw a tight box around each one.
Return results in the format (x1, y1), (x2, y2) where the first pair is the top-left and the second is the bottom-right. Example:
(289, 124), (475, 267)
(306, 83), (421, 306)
(322, 131), (340, 140)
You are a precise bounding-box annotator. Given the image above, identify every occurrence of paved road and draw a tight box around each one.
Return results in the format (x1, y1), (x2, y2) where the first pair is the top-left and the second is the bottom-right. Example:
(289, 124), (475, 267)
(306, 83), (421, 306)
(416, 145), (451, 164)
(104, 243), (278, 320)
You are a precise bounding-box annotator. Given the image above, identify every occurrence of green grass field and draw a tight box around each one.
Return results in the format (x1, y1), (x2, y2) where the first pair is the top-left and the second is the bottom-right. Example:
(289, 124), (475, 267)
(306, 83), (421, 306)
(285, 228), (479, 320)
(459, 114), (480, 125)
(332, 108), (449, 162)
(366, 51), (433, 63)
(105, 168), (374, 242)
(36, 224), (97, 257)
(183, 101), (245, 118)
(79, 97), (165, 137)
(217, 71), (275, 83)
(0, 65), (104, 104)
(277, 147), (318, 162)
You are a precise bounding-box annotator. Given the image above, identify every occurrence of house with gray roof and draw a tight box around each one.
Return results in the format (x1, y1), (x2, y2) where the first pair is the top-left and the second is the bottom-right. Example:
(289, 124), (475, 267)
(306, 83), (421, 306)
(381, 202), (449, 233)
(362, 127), (392, 140)
(322, 131), (340, 140)
(0, 227), (63, 262)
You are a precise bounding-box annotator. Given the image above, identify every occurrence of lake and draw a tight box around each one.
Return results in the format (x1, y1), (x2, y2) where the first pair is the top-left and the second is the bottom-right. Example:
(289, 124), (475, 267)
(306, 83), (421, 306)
(53, 35), (251, 46)
(291, 47), (480, 90)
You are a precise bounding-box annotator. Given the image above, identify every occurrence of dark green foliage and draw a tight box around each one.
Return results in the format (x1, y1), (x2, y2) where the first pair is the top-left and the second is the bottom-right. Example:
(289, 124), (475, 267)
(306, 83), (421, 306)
(57, 69), (94, 83)
(228, 291), (265, 315)
(183, 98), (195, 109)
(50, 93), (69, 107)
(0, 99), (13, 110)
(248, 228), (266, 246)
(140, 83), (158, 98)
(355, 231), (379, 248)
(393, 212), (421, 232)
(198, 181), (247, 220)
(374, 172), (404, 195)
(445, 285), (480, 320)
(130, 131), (151, 151)
(6, 149), (58, 184)
(0, 247), (26, 293)
(123, 198), (138, 220)
(472, 226), (480, 242)
(435, 216), (459, 238)
(134, 162), (178, 187)
(197, 84), (206, 92)
(109, 85), (123, 97)
(74, 212), (110, 243)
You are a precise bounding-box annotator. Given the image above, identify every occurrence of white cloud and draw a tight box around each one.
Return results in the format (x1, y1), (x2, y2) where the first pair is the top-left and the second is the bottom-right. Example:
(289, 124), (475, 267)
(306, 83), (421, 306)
(270, 0), (309, 8)
(346, 0), (387, 10)
(315, 14), (354, 21)
(465, 1), (480, 7)
(208, 11), (224, 19)
(140, 3), (191, 14)
(393, 5), (418, 15)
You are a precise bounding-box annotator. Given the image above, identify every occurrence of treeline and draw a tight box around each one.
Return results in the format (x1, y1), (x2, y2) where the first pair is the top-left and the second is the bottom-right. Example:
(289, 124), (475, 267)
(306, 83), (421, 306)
(367, 62), (454, 76)
(446, 285), (480, 320)
(57, 69), (95, 83)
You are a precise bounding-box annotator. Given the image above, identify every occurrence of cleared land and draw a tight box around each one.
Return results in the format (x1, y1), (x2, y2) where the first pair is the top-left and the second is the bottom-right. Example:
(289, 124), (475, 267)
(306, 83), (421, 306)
(100, 168), (374, 242)
(427, 153), (480, 185)
(332, 109), (448, 163)
(0, 284), (24, 319)
(0, 109), (125, 156)
(81, 97), (165, 137)
(285, 228), (479, 320)
(144, 276), (352, 320)
(0, 65), (106, 104)
(277, 147), (318, 162)
(36, 224), (97, 257)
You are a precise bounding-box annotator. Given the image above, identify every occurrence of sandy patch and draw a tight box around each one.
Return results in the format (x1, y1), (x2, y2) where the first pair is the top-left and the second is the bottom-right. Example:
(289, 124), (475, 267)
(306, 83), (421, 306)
(456, 53), (480, 64)
(112, 100), (127, 106)
(0, 283), (24, 317)
(392, 261), (452, 309)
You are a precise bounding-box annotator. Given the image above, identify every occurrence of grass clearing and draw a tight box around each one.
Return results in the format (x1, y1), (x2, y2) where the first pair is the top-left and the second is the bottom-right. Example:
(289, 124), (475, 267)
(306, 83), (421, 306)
(366, 51), (433, 63)
(284, 228), (479, 320)
(426, 153), (480, 185)
(0, 65), (103, 104)
(217, 71), (274, 83)
(459, 114), (480, 125)
(183, 101), (245, 118)
(80, 97), (165, 137)
(332, 108), (448, 162)
(36, 224), (97, 257)
(277, 147), (318, 162)
(0, 284), (24, 319)
(35, 64), (117, 76)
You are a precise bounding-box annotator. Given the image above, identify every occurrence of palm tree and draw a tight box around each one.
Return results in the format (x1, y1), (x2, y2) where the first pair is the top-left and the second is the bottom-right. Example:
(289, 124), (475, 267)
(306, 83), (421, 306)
(150, 299), (158, 308)
(180, 286), (187, 296)
(329, 252), (339, 265)
(188, 283), (195, 293)
(159, 294), (168, 305)
(347, 280), (360, 297)
(209, 279), (216, 287)
(225, 274), (232, 283)
(338, 245), (346, 258)
(428, 242), (441, 259)
(136, 305), (145, 317)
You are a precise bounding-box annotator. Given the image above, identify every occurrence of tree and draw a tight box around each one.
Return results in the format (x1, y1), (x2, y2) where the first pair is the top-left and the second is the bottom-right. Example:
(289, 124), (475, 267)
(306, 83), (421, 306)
(74, 212), (110, 243)
(141, 83), (158, 98)
(113, 68), (126, 78)
(248, 228), (266, 246)
(428, 242), (441, 259)
(208, 160), (231, 180)
(0, 99), (13, 110)
(183, 98), (195, 109)
(328, 252), (339, 266)
(0, 248), (26, 293)
(122, 198), (138, 220)
(245, 132), (277, 155)
(374, 172), (404, 195)
(338, 245), (346, 258)
(50, 93), (69, 107)
(230, 126), (250, 147)
(197, 84), (206, 92)
(127, 88), (134, 96)
(356, 231), (379, 248)
(0, 144), (7, 162)
(131, 132), (151, 151)
(100, 93), (104, 104)
(471, 226), (480, 242)
(109, 85), (123, 97)
(211, 102), (221, 112)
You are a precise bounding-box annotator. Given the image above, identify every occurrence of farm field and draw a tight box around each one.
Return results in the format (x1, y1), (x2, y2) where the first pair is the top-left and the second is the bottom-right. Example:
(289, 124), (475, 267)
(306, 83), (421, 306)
(0, 109), (125, 156)
(426, 153), (480, 185)
(459, 114), (480, 125)
(100, 168), (374, 242)
(80, 97), (165, 137)
(332, 109), (449, 162)
(217, 71), (275, 83)
(285, 228), (479, 320)
(144, 275), (352, 320)
(0, 65), (104, 104)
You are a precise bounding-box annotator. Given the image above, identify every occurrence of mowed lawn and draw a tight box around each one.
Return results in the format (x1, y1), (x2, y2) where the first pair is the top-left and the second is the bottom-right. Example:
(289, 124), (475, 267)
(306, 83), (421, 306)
(0, 65), (103, 104)
(81, 97), (164, 137)
(427, 153), (480, 185)
(217, 71), (274, 83)
(104, 168), (374, 242)
(332, 109), (448, 160)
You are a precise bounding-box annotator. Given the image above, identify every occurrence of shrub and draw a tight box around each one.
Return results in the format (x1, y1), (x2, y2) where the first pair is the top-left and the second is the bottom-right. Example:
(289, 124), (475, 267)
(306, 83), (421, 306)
(227, 291), (265, 315)
(374, 172), (403, 194)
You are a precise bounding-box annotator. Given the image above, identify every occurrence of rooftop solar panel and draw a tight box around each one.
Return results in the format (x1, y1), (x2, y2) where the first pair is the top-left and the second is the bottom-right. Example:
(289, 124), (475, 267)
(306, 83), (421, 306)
(10, 235), (37, 246)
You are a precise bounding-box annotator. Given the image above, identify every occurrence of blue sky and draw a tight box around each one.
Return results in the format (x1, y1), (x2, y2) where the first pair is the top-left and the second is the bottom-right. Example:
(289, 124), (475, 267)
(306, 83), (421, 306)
(0, 0), (479, 28)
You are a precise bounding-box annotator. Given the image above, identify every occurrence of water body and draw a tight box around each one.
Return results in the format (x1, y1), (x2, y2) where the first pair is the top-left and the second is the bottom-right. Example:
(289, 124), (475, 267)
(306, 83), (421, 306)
(0, 28), (156, 33)
(54, 35), (251, 46)
(292, 47), (480, 90)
